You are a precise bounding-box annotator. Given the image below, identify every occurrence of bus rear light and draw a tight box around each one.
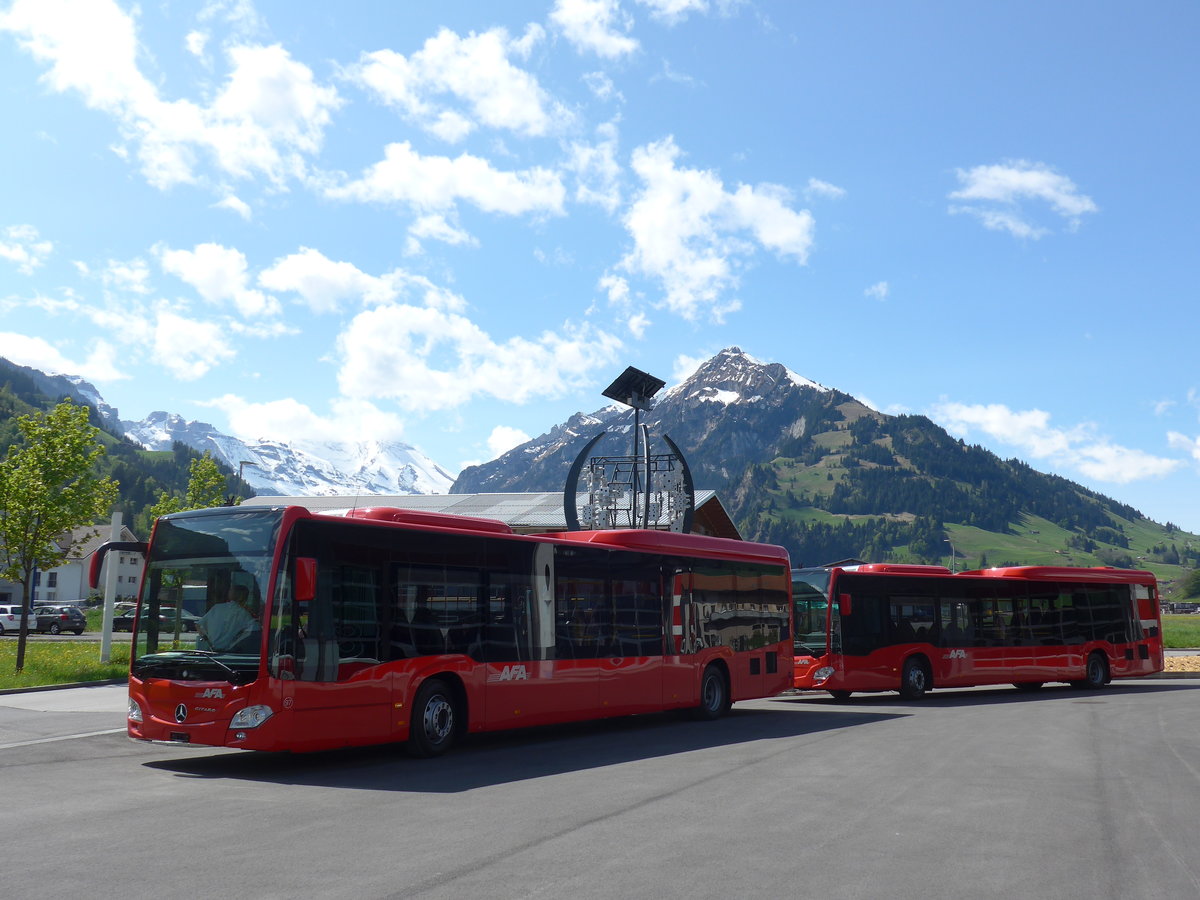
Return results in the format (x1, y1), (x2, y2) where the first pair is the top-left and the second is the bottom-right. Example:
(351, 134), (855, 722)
(230, 705), (274, 729)
(812, 666), (835, 685)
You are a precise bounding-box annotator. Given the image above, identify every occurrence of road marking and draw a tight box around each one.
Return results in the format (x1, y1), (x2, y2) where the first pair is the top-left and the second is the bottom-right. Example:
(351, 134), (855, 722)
(0, 728), (126, 750)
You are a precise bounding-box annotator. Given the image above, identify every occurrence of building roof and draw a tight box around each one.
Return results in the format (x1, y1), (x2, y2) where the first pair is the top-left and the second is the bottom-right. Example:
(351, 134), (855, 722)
(240, 490), (742, 539)
(62, 524), (142, 560)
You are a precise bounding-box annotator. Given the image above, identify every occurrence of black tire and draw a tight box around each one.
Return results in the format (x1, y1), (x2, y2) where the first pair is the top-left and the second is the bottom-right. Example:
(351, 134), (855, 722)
(0, 624), (6, 635)
(692, 665), (730, 720)
(407, 678), (458, 758)
(1013, 682), (1044, 692)
(72, 629), (83, 636)
(49, 623), (61, 635)
(899, 657), (931, 700)
(828, 690), (853, 701)
(1071, 653), (1109, 690)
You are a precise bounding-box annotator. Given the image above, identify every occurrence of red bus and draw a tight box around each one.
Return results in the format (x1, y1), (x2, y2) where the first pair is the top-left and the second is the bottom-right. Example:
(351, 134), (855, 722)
(92, 505), (792, 755)
(792, 563), (1163, 699)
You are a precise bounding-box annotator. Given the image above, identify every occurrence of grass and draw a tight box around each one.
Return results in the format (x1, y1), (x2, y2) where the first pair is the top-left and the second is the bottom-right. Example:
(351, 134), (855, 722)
(0, 641), (129, 691)
(1162, 615), (1200, 649)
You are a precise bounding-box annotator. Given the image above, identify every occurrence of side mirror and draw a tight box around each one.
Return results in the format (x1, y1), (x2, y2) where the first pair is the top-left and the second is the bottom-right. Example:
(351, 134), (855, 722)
(88, 540), (148, 589)
(838, 593), (852, 616)
(295, 557), (318, 603)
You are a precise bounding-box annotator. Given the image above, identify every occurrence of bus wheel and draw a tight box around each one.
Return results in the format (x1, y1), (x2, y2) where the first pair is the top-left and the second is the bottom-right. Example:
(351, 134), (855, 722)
(408, 678), (458, 757)
(828, 690), (853, 701)
(692, 665), (730, 720)
(1013, 682), (1044, 692)
(899, 657), (930, 700)
(1071, 653), (1109, 691)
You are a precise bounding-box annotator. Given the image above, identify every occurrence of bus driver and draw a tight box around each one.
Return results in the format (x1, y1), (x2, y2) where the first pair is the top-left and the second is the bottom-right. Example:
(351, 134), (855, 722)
(198, 584), (258, 652)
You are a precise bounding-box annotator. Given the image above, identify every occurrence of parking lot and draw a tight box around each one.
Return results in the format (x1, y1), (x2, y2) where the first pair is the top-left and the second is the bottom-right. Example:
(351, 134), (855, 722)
(1, 679), (1198, 899)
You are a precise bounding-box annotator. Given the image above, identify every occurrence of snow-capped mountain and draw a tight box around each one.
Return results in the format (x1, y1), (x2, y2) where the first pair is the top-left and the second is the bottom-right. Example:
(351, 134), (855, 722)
(453, 346), (852, 495)
(122, 411), (455, 497)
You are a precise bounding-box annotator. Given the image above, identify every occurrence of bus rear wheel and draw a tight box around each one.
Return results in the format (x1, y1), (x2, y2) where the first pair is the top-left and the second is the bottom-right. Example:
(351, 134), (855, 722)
(1013, 682), (1044, 692)
(899, 657), (930, 700)
(692, 665), (730, 720)
(408, 678), (458, 757)
(1071, 653), (1109, 691)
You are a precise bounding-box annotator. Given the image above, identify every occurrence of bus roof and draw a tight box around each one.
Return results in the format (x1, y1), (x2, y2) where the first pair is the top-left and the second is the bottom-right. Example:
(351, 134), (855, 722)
(959, 565), (1157, 584)
(552, 528), (790, 565)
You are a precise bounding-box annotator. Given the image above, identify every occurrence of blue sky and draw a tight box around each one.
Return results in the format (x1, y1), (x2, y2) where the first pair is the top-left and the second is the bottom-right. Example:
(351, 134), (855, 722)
(2, 0), (1199, 532)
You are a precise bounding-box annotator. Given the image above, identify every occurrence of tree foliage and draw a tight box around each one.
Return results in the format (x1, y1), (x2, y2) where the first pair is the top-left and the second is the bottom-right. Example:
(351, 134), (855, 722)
(149, 451), (238, 518)
(0, 401), (119, 671)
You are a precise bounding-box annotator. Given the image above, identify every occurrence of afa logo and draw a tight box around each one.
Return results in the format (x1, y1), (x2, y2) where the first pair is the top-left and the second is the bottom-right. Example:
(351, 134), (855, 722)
(498, 665), (529, 681)
(197, 687), (225, 699)
(945, 649), (967, 660)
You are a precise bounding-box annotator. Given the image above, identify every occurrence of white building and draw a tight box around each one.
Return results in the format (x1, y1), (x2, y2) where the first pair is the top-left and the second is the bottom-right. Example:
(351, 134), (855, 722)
(0, 524), (144, 607)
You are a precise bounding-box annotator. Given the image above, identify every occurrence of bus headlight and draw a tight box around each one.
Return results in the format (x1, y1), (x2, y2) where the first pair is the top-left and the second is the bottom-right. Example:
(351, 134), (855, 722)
(230, 705), (274, 729)
(128, 698), (143, 723)
(812, 666), (835, 685)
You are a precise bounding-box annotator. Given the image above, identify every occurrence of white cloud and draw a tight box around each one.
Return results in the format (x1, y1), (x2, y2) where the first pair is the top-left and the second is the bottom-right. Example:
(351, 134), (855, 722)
(348, 26), (568, 142)
(625, 310), (650, 338)
(636, 0), (710, 25)
(550, 0), (639, 58)
(213, 195), (252, 219)
(151, 307), (236, 379)
(1168, 432), (1200, 465)
(671, 351), (707, 384)
(864, 281), (888, 301)
(158, 242), (280, 317)
(949, 160), (1098, 239)
(618, 136), (814, 321)
(406, 214), (479, 253)
(185, 30), (207, 58)
(259, 247), (466, 314)
(0, 332), (126, 381)
(567, 121), (622, 212)
(206, 394), (408, 443)
(805, 177), (846, 201)
(322, 140), (566, 217)
(582, 71), (621, 102)
(0, 0), (341, 190)
(487, 425), (531, 459)
(335, 303), (622, 411)
(101, 258), (152, 294)
(0, 224), (53, 274)
(932, 401), (1181, 484)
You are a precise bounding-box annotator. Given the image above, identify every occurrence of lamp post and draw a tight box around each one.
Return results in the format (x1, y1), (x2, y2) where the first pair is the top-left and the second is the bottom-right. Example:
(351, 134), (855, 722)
(944, 538), (957, 572)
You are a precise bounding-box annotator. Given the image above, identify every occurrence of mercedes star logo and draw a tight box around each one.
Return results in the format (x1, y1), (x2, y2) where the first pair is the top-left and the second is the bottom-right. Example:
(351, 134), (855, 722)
(175, 704), (188, 723)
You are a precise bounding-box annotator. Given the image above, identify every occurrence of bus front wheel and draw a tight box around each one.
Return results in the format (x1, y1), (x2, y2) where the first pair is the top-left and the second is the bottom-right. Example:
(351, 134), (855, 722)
(899, 657), (931, 700)
(408, 678), (458, 757)
(692, 665), (730, 720)
(828, 690), (853, 701)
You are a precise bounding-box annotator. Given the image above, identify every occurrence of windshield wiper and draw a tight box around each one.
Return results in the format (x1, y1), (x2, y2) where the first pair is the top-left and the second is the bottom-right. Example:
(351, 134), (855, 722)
(137, 649), (239, 680)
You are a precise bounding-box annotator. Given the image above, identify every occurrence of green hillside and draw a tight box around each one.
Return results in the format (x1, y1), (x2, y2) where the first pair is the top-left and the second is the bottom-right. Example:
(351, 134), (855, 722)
(732, 405), (1200, 598)
(0, 360), (253, 536)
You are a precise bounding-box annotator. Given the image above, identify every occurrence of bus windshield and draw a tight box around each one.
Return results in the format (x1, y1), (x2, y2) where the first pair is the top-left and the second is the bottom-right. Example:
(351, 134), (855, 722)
(132, 508), (283, 683)
(792, 578), (830, 657)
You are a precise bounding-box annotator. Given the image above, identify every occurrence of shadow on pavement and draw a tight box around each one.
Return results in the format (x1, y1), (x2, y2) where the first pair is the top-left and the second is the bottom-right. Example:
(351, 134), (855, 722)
(142, 703), (899, 792)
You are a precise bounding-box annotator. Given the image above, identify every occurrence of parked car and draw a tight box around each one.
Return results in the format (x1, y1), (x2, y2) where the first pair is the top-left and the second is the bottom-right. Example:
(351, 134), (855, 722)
(112, 606), (199, 633)
(0, 604), (37, 635)
(111, 606), (137, 632)
(33, 605), (87, 635)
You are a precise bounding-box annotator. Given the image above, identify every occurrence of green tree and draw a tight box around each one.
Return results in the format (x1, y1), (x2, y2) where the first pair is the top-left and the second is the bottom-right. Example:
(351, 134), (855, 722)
(1178, 568), (1200, 600)
(149, 451), (238, 518)
(0, 402), (119, 672)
